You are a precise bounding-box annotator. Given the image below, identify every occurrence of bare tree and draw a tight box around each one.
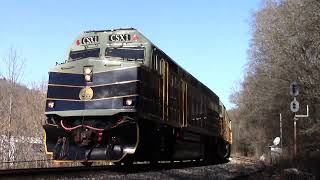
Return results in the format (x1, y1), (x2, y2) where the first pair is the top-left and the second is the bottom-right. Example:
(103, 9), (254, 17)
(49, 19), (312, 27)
(2, 47), (25, 85)
(0, 47), (52, 169)
(0, 47), (26, 168)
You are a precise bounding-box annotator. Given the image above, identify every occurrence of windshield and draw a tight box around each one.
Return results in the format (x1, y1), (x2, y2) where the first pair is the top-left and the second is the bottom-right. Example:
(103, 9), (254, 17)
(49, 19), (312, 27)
(69, 48), (100, 61)
(105, 47), (144, 61)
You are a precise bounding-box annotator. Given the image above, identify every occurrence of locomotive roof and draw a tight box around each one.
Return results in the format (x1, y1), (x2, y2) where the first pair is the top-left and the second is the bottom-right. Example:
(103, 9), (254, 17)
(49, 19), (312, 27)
(83, 27), (137, 33)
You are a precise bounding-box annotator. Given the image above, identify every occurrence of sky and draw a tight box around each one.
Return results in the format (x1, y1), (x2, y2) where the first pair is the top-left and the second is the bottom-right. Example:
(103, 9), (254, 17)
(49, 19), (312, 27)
(0, 0), (261, 109)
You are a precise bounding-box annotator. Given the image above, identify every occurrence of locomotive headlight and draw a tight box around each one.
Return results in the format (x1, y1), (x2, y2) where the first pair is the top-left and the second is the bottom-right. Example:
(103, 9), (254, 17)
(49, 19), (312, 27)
(84, 74), (91, 81)
(83, 66), (93, 82)
(84, 67), (92, 74)
(48, 101), (55, 108)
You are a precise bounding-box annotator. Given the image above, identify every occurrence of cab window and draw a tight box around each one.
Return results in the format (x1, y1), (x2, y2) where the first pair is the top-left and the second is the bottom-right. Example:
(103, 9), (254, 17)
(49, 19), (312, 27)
(105, 47), (144, 61)
(69, 48), (100, 61)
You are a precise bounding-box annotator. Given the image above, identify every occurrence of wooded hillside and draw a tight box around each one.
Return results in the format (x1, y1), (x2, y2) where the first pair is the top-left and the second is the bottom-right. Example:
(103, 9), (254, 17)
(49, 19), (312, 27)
(230, 0), (320, 161)
(0, 48), (47, 168)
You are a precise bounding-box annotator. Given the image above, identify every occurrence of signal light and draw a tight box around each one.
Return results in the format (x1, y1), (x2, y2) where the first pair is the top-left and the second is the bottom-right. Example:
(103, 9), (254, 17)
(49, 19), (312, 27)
(290, 97), (299, 112)
(290, 82), (299, 96)
(84, 74), (91, 81)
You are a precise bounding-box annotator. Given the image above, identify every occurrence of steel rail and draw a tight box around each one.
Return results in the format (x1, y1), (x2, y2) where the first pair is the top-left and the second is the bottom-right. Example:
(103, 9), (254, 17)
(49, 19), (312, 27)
(0, 160), (211, 176)
(0, 165), (118, 176)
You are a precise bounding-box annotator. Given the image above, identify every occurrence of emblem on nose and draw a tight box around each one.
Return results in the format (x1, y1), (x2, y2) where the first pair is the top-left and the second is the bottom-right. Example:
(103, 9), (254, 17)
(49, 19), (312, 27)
(79, 87), (94, 101)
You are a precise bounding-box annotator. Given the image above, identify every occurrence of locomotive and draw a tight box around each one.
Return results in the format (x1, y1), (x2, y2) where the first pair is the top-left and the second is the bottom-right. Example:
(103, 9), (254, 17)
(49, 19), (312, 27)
(43, 28), (232, 166)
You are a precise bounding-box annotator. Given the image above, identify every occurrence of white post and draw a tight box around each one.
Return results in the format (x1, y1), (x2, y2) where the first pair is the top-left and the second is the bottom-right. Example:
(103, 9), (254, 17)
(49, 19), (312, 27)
(280, 113), (282, 148)
(294, 118), (297, 158)
(292, 105), (309, 158)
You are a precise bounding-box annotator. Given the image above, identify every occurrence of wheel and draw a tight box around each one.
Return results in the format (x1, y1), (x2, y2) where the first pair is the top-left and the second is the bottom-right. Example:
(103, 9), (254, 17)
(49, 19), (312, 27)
(225, 144), (231, 159)
(217, 141), (231, 162)
(81, 162), (93, 167)
(150, 150), (160, 165)
(204, 137), (215, 164)
(193, 158), (201, 166)
(123, 156), (134, 166)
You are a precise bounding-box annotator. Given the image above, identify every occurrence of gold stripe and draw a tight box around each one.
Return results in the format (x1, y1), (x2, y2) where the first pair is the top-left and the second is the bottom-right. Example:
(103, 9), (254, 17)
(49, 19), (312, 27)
(97, 65), (140, 73)
(162, 60), (165, 121)
(45, 109), (137, 113)
(51, 65), (140, 75)
(182, 81), (185, 126)
(48, 80), (140, 88)
(185, 83), (188, 127)
(166, 61), (169, 121)
(90, 80), (139, 88)
(43, 129), (53, 156)
(47, 94), (139, 102)
(48, 84), (83, 88)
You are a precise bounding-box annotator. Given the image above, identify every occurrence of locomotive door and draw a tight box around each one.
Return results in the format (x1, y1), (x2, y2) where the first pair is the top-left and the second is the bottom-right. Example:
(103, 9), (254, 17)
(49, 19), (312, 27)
(180, 80), (188, 127)
(161, 59), (169, 121)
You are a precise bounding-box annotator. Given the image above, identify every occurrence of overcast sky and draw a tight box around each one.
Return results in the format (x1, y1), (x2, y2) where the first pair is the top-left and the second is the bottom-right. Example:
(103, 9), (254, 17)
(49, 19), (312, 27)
(0, 0), (261, 109)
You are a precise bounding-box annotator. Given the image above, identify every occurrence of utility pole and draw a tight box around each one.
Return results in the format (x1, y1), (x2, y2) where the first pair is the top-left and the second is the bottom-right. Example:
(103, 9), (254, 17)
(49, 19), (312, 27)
(289, 82), (309, 158)
(293, 116), (297, 157)
(289, 82), (299, 158)
(293, 105), (309, 157)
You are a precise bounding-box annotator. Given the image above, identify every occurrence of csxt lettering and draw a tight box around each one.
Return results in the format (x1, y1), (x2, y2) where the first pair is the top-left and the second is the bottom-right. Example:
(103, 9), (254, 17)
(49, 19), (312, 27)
(109, 34), (131, 42)
(81, 36), (99, 45)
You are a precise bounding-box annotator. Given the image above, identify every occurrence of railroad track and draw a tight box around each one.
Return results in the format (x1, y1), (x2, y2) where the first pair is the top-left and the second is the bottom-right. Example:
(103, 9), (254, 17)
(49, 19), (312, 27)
(0, 165), (116, 176)
(0, 160), (207, 177)
(0, 157), (266, 179)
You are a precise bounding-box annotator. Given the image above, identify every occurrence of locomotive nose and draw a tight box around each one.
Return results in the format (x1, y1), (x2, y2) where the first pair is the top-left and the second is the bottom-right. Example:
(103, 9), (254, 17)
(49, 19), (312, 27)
(45, 60), (140, 116)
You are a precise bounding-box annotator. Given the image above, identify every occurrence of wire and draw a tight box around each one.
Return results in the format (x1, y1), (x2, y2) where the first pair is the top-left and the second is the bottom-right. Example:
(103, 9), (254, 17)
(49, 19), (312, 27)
(60, 116), (135, 132)
(60, 121), (82, 131)
(60, 120), (104, 132)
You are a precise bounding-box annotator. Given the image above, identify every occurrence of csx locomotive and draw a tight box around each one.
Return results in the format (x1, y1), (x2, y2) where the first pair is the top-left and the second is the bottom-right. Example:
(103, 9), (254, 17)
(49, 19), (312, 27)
(43, 28), (232, 166)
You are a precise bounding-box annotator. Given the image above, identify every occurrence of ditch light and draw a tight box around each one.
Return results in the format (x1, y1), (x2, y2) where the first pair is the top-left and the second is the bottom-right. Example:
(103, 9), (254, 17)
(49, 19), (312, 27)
(47, 101), (55, 108)
(123, 97), (136, 107)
